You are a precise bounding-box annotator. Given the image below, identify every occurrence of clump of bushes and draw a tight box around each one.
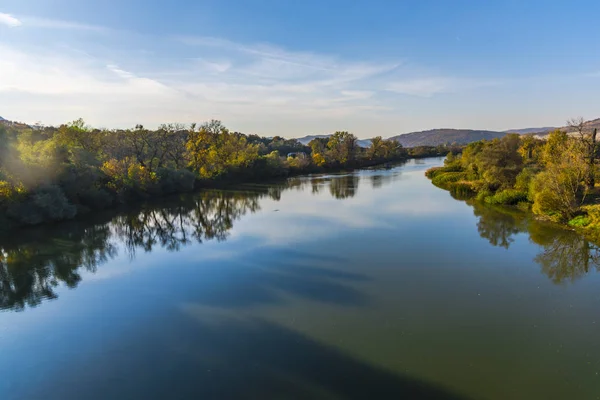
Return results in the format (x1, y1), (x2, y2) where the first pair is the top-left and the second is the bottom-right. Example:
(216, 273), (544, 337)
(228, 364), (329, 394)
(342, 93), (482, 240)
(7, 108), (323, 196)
(7, 185), (76, 225)
(158, 168), (196, 194)
(448, 182), (476, 199)
(431, 171), (468, 187)
(568, 215), (591, 228)
(484, 189), (528, 206)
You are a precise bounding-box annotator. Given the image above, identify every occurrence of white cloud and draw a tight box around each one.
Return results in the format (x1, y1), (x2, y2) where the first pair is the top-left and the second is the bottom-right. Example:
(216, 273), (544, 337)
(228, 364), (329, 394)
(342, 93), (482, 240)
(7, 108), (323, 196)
(0, 23), (502, 135)
(20, 16), (108, 32)
(0, 12), (21, 27)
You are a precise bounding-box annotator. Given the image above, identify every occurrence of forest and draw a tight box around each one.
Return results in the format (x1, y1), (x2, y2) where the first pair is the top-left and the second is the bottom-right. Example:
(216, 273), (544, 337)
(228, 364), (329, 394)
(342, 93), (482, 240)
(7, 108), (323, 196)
(0, 119), (453, 228)
(426, 118), (600, 241)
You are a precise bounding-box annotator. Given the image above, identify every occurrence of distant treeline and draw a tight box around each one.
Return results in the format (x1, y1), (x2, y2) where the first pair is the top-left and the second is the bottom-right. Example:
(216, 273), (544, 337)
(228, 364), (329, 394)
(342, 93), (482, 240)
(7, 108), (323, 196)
(0, 119), (456, 228)
(426, 118), (600, 241)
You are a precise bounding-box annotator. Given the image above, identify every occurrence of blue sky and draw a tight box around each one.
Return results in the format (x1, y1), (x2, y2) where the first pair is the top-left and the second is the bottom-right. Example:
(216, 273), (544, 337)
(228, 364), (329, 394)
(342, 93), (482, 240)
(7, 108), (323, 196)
(1, 0), (599, 138)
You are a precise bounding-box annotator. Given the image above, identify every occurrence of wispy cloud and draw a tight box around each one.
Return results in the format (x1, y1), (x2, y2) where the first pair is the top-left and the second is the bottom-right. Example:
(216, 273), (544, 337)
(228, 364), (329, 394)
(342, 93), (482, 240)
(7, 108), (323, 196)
(0, 12), (21, 27)
(387, 77), (501, 97)
(21, 16), (108, 32)
(0, 21), (498, 134)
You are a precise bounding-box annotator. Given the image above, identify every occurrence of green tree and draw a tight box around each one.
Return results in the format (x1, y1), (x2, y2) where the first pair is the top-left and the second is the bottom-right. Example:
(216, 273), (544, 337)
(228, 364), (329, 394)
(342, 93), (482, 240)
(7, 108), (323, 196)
(531, 138), (589, 221)
(568, 117), (598, 189)
(476, 134), (523, 189)
(327, 131), (357, 165)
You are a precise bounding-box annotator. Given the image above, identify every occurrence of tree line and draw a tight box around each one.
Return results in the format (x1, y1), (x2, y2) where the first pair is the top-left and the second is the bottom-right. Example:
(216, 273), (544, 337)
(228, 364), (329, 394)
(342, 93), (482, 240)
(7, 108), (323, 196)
(426, 118), (600, 239)
(0, 119), (454, 228)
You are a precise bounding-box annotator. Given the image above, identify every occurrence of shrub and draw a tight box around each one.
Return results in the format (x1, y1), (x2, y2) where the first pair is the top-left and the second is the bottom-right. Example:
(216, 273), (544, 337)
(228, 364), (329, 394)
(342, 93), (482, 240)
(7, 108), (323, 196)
(79, 187), (113, 209)
(7, 185), (76, 225)
(515, 168), (537, 194)
(484, 189), (529, 205)
(568, 215), (591, 228)
(476, 188), (493, 202)
(431, 172), (468, 187)
(158, 168), (196, 194)
(448, 182), (476, 199)
(101, 158), (159, 196)
(0, 180), (24, 204)
(426, 165), (463, 179)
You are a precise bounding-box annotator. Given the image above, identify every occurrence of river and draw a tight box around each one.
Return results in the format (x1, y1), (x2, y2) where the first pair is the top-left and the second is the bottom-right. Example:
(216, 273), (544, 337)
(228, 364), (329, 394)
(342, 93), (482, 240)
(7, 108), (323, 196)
(1, 157), (599, 400)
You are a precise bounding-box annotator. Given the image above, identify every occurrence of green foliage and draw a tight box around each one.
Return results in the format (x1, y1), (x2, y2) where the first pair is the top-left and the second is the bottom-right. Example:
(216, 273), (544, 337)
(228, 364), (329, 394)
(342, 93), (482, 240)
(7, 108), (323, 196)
(7, 185), (76, 225)
(0, 118), (413, 227)
(568, 215), (591, 227)
(426, 127), (600, 231)
(431, 172), (468, 187)
(448, 182), (476, 199)
(327, 131), (357, 165)
(514, 168), (537, 194)
(476, 134), (523, 189)
(157, 168), (196, 194)
(484, 189), (528, 205)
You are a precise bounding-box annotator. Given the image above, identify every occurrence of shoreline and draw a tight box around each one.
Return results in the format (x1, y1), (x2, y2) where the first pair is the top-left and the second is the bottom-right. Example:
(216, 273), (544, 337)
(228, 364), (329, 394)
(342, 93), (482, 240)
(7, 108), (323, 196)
(0, 157), (428, 233)
(425, 167), (600, 246)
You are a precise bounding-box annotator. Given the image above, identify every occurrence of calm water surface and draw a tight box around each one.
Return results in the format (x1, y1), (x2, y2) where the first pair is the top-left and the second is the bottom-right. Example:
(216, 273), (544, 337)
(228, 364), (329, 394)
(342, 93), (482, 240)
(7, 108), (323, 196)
(1, 158), (600, 400)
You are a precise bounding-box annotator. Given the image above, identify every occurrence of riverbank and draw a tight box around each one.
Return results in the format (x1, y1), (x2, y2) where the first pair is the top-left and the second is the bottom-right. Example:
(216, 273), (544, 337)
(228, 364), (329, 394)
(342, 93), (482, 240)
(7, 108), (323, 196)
(426, 164), (600, 246)
(0, 156), (429, 231)
(1, 119), (459, 230)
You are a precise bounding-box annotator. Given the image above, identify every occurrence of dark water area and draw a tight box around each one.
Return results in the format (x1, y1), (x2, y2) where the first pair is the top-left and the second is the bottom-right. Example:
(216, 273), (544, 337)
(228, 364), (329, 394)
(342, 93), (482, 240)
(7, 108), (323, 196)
(1, 158), (599, 400)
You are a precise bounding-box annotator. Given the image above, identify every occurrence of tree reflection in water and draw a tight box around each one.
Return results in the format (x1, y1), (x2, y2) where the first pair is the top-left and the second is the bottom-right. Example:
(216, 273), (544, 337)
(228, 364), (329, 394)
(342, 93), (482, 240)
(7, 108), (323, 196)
(0, 171), (391, 311)
(471, 201), (600, 283)
(6, 169), (598, 313)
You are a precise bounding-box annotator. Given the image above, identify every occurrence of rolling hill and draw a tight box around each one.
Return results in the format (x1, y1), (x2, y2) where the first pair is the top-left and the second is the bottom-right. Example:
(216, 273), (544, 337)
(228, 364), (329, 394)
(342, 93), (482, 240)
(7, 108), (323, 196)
(503, 127), (556, 135)
(388, 129), (507, 147)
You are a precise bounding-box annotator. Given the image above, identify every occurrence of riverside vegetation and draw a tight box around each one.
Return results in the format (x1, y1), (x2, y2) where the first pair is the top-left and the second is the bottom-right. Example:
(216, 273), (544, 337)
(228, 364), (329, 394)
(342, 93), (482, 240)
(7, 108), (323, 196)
(426, 118), (600, 241)
(0, 119), (455, 228)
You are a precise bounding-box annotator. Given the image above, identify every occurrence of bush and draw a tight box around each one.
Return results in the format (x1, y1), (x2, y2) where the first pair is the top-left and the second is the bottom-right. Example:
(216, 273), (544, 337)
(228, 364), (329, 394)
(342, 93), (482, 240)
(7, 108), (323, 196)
(158, 168), (196, 194)
(568, 215), (591, 227)
(79, 187), (113, 209)
(7, 185), (76, 225)
(515, 168), (537, 194)
(431, 172), (468, 187)
(0, 180), (24, 205)
(426, 165), (463, 179)
(102, 158), (159, 197)
(448, 182), (476, 199)
(476, 188), (493, 202)
(484, 189), (529, 205)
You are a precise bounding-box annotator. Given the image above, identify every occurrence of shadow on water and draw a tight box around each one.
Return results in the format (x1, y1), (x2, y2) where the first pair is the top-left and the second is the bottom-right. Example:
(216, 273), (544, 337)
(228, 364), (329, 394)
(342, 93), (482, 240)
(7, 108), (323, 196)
(35, 313), (470, 400)
(151, 250), (371, 309)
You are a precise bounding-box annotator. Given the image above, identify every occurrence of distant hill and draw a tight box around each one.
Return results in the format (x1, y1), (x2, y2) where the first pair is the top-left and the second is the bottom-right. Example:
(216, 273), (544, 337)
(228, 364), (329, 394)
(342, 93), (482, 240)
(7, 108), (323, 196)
(531, 118), (600, 138)
(503, 127), (556, 135)
(296, 134), (372, 148)
(388, 129), (507, 148)
(569, 118), (600, 132)
(0, 116), (6, 122)
(296, 135), (331, 145)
